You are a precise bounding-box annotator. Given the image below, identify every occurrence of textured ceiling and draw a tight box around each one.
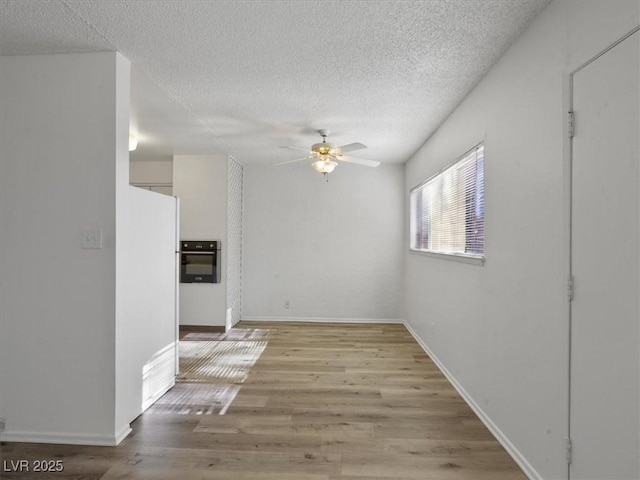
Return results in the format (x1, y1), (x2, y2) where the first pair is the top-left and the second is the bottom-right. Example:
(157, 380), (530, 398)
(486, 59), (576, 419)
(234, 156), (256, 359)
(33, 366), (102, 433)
(1, 0), (551, 165)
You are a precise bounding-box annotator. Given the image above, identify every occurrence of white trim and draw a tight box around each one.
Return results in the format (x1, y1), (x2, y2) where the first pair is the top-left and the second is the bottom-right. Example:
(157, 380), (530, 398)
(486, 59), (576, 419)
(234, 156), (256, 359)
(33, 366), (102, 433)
(175, 196), (181, 376)
(130, 182), (172, 187)
(241, 316), (403, 324)
(402, 320), (541, 480)
(140, 341), (177, 412)
(114, 424), (133, 445)
(0, 425), (132, 446)
(409, 249), (485, 266)
(566, 25), (640, 75)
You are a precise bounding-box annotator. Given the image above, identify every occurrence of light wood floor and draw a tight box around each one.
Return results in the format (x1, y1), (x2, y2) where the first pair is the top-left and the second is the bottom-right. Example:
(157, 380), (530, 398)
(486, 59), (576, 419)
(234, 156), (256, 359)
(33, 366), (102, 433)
(0, 321), (526, 479)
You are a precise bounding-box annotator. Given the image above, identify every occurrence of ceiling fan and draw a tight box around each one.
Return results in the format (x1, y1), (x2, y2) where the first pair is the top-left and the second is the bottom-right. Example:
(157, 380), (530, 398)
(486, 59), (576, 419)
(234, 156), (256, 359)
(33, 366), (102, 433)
(275, 129), (380, 179)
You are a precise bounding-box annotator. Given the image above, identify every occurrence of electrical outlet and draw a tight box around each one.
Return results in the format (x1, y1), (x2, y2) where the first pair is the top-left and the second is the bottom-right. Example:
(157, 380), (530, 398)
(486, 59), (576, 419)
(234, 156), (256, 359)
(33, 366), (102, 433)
(81, 228), (103, 249)
(0, 418), (6, 432)
(284, 300), (290, 309)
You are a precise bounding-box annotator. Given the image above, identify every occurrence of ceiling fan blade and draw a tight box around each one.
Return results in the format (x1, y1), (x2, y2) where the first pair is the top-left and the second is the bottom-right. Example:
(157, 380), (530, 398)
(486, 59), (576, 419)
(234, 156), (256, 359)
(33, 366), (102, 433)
(338, 155), (380, 168)
(273, 155), (315, 166)
(279, 145), (311, 152)
(336, 142), (367, 153)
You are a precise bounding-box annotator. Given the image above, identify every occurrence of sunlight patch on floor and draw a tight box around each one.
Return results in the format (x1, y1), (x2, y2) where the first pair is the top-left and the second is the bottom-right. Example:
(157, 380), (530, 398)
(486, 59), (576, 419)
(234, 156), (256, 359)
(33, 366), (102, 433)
(146, 383), (242, 415)
(177, 340), (268, 383)
(147, 328), (269, 415)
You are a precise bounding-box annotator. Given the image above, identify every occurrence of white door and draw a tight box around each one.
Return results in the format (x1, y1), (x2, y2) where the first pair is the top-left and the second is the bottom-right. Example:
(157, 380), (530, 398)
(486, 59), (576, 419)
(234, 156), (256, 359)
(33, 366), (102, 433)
(570, 30), (639, 480)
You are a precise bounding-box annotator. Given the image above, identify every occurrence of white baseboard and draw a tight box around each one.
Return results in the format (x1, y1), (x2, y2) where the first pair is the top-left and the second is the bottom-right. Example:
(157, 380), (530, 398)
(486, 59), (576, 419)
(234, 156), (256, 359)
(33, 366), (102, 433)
(0, 425), (132, 446)
(141, 342), (177, 413)
(241, 316), (404, 324)
(114, 424), (133, 445)
(402, 320), (541, 480)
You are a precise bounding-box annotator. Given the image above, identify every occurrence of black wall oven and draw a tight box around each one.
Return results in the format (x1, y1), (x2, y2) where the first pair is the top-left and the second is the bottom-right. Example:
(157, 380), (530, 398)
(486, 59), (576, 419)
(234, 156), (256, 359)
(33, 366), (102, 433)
(180, 241), (221, 283)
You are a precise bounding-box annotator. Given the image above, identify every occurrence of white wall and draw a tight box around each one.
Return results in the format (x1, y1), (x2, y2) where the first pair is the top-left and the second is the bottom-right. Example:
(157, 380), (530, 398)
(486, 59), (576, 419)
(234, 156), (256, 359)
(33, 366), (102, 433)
(129, 159), (173, 185)
(243, 162), (404, 321)
(130, 158), (173, 196)
(0, 52), (127, 444)
(173, 155), (228, 326)
(115, 186), (177, 431)
(403, 2), (639, 479)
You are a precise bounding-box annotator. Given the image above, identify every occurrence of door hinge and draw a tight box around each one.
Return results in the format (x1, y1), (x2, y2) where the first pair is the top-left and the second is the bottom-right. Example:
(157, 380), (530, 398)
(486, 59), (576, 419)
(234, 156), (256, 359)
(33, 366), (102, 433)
(565, 437), (573, 464)
(568, 111), (575, 138)
(567, 275), (574, 302)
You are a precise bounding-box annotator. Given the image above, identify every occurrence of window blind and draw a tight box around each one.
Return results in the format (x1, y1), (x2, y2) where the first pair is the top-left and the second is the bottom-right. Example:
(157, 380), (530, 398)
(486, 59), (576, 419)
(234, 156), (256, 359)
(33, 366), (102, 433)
(410, 145), (484, 258)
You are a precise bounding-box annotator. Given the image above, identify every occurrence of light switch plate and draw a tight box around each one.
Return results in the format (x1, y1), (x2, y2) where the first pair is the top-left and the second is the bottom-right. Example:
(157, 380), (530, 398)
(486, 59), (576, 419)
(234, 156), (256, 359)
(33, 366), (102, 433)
(81, 228), (103, 249)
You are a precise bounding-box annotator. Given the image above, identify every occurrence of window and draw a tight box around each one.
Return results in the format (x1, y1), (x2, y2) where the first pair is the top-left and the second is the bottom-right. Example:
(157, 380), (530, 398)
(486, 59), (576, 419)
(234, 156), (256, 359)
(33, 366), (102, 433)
(410, 144), (484, 262)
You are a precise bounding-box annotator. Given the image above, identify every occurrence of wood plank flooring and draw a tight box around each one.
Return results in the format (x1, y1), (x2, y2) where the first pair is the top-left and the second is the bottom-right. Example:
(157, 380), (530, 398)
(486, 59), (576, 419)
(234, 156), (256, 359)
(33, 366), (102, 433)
(0, 321), (526, 479)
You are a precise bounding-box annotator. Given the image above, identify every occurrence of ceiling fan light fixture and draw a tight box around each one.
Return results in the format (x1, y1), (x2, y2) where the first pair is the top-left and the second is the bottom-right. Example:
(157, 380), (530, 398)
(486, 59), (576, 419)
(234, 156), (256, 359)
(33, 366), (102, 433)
(312, 142), (335, 156)
(275, 130), (370, 173)
(312, 157), (337, 174)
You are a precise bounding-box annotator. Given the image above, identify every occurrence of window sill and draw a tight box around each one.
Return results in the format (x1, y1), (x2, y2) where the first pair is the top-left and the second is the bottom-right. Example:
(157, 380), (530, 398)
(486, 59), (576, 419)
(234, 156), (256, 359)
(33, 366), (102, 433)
(408, 249), (485, 266)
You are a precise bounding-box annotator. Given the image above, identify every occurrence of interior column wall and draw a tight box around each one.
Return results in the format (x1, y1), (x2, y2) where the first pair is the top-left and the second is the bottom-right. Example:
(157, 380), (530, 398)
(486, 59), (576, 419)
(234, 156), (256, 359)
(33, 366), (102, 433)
(173, 155), (229, 326)
(0, 52), (124, 444)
